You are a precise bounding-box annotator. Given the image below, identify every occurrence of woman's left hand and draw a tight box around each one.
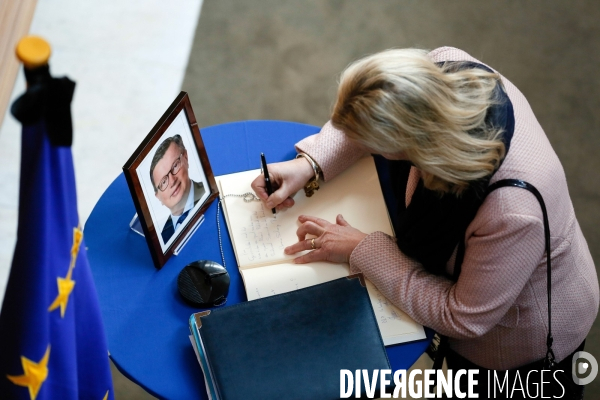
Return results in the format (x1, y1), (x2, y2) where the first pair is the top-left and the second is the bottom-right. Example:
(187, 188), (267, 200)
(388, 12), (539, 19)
(284, 214), (368, 264)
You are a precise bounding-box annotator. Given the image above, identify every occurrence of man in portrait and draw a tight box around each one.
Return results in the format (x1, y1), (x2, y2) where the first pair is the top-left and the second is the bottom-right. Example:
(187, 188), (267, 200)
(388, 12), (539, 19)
(150, 134), (206, 243)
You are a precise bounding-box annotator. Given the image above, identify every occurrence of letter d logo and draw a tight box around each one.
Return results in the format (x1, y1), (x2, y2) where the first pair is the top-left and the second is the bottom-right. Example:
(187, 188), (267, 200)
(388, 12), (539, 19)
(572, 351), (598, 385)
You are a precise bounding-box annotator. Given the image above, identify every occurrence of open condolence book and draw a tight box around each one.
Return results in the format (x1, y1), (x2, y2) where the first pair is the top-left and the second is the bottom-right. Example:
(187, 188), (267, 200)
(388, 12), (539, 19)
(216, 156), (425, 346)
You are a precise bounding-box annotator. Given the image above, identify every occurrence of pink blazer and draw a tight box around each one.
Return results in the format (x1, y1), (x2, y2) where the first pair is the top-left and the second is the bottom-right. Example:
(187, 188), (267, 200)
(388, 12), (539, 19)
(296, 47), (599, 369)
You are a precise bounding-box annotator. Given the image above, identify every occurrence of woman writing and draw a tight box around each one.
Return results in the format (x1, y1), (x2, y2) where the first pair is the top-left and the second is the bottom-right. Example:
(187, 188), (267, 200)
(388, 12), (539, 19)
(252, 47), (598, 397)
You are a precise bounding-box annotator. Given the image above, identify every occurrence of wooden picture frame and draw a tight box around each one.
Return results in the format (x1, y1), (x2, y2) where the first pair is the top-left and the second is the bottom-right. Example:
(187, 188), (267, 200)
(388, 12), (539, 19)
(123, 92), (218, 269)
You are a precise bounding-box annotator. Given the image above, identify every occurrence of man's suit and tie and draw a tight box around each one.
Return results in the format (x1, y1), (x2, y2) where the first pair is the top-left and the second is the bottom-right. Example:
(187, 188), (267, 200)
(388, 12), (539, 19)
(161, 181), (205, 243)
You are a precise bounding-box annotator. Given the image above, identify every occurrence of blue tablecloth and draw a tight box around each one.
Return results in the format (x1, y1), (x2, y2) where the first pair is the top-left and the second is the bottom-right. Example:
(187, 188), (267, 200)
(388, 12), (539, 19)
(85, 120), (432, 399)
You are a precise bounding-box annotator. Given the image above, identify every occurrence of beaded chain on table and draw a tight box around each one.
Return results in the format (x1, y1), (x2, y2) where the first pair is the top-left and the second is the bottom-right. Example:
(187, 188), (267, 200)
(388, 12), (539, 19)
(216, 192), (261, 269)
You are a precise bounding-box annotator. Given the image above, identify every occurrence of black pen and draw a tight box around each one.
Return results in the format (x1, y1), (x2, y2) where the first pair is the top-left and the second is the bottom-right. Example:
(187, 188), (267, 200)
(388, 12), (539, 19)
(261, 153), (276, 214)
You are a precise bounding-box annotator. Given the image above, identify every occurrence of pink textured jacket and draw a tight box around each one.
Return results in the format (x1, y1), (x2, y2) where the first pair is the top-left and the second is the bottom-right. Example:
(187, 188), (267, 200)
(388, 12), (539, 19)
(296, 47), (599, 370)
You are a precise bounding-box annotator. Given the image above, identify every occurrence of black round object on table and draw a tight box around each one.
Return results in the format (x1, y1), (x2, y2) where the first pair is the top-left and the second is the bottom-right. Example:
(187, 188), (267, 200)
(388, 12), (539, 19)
(177, 260), (230, 307)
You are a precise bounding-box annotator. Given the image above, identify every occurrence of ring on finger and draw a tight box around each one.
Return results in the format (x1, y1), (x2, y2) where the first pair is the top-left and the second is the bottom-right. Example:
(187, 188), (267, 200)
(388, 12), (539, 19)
(310, 238), (316, 250)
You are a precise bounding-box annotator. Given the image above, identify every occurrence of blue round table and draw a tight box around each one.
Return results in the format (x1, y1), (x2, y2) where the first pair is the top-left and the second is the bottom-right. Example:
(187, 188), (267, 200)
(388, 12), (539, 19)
(85, 120), (432, 399)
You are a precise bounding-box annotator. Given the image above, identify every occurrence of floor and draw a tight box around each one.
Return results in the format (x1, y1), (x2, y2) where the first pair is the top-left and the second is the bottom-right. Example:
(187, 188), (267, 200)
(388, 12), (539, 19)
(1, 1), (599, 398)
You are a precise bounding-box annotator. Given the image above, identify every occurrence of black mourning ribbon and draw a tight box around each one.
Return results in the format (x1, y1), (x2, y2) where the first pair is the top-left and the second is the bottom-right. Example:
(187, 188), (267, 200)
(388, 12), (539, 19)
(11, 64), (76, 147)
(391, 61), (515, 276)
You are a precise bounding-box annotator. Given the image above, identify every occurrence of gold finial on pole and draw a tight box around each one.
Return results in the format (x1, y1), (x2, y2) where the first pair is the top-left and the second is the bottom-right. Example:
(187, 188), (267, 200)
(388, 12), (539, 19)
(16, 35), (51, 69)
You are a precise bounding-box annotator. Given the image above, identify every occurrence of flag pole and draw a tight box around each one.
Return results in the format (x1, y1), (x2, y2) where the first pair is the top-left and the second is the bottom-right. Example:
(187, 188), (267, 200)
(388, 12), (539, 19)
(0, 35), (114, 400)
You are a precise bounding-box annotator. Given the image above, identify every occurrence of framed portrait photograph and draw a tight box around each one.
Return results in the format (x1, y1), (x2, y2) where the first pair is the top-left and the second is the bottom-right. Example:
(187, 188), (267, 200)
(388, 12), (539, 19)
(123, 91), (219, 269)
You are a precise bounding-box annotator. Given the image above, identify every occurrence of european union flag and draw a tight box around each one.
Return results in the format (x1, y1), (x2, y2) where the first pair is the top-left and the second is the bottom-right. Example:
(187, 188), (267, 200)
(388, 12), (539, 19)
(0, 61), (114, 398)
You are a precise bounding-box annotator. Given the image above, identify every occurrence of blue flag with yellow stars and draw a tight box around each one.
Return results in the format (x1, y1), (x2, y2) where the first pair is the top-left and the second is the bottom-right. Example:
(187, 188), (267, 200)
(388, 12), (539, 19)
(0, 64), (114, 399)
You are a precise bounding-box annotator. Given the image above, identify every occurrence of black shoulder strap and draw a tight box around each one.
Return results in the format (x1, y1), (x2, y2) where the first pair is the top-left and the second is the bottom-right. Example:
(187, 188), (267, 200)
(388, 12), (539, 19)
(484, 179), (555, 366)
(442, 179), (555, 368)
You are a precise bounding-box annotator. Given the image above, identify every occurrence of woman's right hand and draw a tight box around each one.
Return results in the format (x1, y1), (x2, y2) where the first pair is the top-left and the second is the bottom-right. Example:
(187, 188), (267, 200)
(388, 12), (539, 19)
(251, 156), (315, 211)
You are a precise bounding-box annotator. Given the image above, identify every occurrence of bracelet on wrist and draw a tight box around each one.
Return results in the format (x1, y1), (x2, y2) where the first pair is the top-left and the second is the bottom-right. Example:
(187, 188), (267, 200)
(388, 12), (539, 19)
(296, 152), (322, 197)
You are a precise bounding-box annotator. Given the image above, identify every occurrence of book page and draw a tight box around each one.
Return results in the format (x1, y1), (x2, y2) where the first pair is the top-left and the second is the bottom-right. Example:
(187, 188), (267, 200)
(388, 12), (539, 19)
(364, 281), (426, 346)
(241, 262), (350, 300)
(218, 192), (292, 268)
(217, 157), (393, 269)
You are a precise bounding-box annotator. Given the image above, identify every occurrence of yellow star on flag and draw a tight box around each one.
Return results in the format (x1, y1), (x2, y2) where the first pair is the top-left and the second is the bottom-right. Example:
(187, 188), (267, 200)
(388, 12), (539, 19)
(70, 226), (83, 264)
(48, 273), (75, 317)
(6, 345), (50, 400)
(102, 390), (109, 400)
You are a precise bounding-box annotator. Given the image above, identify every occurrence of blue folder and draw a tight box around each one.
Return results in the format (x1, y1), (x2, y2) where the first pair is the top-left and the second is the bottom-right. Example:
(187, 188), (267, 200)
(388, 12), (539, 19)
(189, 275), (391, 400)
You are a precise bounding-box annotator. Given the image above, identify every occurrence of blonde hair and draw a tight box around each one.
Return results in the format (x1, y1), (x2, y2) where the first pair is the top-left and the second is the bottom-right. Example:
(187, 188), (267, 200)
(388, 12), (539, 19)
(331, 48), (506, 194)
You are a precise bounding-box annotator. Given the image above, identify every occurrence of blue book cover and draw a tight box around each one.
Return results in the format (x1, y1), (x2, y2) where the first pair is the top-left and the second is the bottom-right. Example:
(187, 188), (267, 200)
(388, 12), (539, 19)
(189, 275), (391, 400)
